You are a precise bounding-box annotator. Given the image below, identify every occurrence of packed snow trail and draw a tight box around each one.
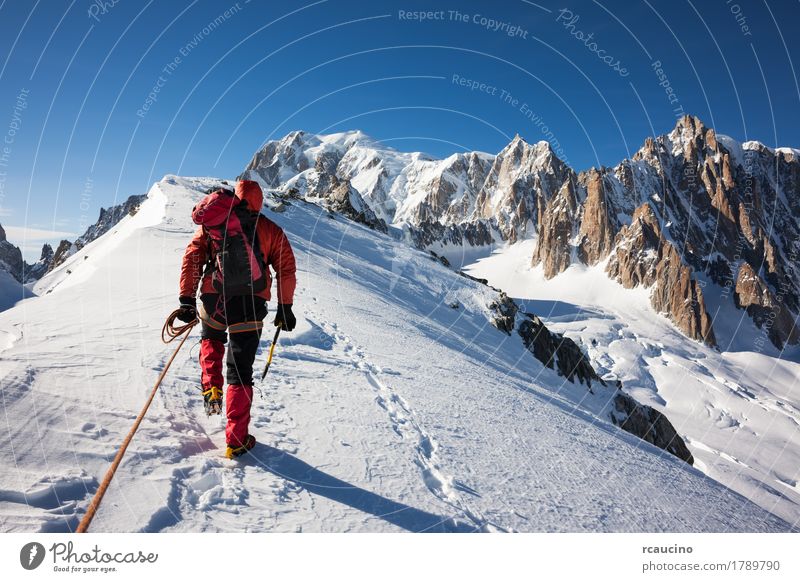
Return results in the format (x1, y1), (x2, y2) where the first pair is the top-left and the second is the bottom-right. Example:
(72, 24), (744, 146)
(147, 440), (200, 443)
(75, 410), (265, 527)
(0, 176), (792, 532)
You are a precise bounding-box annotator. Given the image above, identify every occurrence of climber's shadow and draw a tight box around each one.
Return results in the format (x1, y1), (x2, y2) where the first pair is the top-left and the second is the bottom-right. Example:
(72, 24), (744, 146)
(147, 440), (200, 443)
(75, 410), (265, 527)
(245, 444), (477, 533)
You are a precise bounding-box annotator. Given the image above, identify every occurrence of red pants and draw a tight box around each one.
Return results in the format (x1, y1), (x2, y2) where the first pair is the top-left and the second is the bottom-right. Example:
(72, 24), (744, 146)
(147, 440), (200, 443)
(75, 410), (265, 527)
(199, 339), (253, 447)
(198, 294), (266, 447)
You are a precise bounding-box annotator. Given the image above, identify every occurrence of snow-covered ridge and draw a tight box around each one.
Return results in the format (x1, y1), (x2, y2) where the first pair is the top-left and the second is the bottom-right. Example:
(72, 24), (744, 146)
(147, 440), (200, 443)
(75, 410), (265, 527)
(0, 175), (791, 532)
(0, 193), (149, 306)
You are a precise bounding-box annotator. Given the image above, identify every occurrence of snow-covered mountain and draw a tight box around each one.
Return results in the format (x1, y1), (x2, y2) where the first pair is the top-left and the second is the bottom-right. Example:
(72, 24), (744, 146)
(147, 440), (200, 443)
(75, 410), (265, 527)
(1, 175), (791, 532)
(0, 193), (147, 296)
(242, 117), (800, 351)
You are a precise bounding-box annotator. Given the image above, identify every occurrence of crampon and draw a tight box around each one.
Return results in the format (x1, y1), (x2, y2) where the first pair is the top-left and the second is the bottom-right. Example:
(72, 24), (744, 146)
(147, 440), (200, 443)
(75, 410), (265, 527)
(202, 385), (223, 416)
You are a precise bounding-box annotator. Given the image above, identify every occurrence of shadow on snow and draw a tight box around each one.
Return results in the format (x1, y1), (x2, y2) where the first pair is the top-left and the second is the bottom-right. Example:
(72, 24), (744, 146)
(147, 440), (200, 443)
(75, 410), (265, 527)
(243, 444), (478, 533)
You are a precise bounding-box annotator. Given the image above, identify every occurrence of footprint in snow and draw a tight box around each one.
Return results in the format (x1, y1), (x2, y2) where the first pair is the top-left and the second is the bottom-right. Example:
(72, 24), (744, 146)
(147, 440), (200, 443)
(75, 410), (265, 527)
(268, 318), (335, 351)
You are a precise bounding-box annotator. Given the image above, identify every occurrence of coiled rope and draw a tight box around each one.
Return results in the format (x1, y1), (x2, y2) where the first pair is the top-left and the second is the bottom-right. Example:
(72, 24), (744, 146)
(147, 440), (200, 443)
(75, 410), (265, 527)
(162, 308), (198, 343)
(76, 309), (197, 533)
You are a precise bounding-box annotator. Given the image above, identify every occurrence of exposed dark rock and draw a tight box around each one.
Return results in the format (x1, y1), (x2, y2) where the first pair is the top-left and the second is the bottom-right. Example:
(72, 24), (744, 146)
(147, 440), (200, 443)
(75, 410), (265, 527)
(482, 287), (691, 464)
(306, 149), (344, 199)
(0, 223), (24, 282)
(458, 271), (489, 286)
(4, 193), (149, 284)
(428, 251), (450, 267)
(577, 168), (616, 266)
(532, 177), (579, 278)
(517, 313), (601, 387)
(734, 262), (799, 347)
(487, 292), (518, 334)
(23, 243), (54, 282)
(50, 240), (76, 271)
(611, 391), (694, 465)
(323, 179), (387, 233)
(74, 194), (146, 248)
(410, 219), (495, 250)
(607, 204), (716, 346)
(473, 137), (574, 242)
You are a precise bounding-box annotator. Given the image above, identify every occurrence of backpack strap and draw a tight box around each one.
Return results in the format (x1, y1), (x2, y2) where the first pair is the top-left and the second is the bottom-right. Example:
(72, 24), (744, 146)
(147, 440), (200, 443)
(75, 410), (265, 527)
(200, 226), (215, 277)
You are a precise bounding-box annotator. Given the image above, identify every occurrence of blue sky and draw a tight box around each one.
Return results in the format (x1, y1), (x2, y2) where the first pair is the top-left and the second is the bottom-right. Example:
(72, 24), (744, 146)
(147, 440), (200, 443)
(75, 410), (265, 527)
(0, 0), (798, 259)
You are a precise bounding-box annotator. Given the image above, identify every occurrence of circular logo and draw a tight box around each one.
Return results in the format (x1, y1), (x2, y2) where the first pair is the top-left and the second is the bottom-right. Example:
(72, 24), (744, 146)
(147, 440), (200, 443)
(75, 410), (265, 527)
(20, 542), (46, 570)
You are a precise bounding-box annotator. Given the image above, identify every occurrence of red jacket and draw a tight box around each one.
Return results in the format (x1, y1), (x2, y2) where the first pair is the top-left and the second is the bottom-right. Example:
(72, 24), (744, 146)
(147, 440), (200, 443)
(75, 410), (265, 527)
(179, 183), (296, 303)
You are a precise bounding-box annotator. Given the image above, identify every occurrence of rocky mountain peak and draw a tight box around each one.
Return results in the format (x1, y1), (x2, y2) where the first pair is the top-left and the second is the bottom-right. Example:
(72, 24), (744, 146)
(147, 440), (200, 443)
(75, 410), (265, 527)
(577, 168), (616, 266)
(667, 114), (724, 161)
(632, 136), (667, 168)
(671, 114), (707, 141)
(39, 243), (53, 261)
(497, 133), (528, 162)
(496, 134), (556, 166)
(283, 129), (307, 146)
(0, 225), (24, 283)
(607, 202), (716, 346)
(532, 176), (579, 278)
(242, 120), (800, 349)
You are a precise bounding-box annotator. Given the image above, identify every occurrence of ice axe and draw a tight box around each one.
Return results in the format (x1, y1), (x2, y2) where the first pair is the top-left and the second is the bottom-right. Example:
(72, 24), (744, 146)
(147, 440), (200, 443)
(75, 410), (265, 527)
(261, 327), (281, 380)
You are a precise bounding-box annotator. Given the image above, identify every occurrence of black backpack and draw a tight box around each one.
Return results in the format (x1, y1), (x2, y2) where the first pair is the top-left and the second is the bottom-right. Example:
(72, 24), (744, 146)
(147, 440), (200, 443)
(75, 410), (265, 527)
(192, 188), (267, 296)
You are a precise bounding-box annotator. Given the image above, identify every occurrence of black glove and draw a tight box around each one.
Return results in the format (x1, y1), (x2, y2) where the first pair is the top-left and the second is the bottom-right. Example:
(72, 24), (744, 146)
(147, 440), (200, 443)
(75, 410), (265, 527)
(177, 296), (197, 323)
(274, 304), (296, 332)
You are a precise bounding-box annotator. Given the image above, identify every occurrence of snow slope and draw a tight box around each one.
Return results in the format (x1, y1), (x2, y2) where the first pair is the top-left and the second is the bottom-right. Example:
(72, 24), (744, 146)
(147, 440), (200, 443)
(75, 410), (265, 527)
(465, 240), (800, 526)
(0, 269), (33, 312)
(0, 176), (793, 532)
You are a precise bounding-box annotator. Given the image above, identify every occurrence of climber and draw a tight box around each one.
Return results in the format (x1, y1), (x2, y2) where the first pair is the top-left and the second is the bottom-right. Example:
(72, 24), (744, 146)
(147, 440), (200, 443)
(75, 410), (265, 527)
(176, 180), (297, 459)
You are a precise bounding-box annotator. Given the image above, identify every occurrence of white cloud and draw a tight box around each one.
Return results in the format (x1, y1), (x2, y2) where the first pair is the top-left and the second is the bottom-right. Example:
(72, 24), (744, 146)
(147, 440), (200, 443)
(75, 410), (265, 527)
(2, 225), (76, 241)
(21, 243), (46, 259)
(0, 207), (12, 217)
